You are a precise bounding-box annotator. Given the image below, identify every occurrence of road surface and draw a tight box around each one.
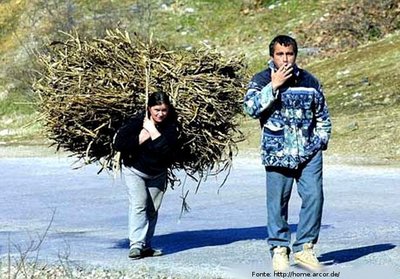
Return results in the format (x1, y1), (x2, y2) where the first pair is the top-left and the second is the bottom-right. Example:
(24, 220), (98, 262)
(0, 154), (399, 278)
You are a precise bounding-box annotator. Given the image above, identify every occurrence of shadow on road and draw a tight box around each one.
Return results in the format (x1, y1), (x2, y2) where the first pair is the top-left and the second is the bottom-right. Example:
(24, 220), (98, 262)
(153, 225), (274, 254)
(319, 243), (396, 265)
(112, 225), (294, 254)
(112, 224), (333, 254)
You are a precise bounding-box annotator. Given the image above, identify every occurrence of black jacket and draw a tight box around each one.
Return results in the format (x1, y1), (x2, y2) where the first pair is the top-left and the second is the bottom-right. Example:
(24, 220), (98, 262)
(113, 112), (179, 176)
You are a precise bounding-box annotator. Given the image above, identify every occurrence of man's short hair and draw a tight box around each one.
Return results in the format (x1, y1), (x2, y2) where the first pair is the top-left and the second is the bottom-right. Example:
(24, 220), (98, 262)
(269, 35), (298, 57)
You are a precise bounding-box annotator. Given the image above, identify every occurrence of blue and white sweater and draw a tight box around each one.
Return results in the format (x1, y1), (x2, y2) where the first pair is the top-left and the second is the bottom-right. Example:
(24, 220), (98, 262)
(243, 62), (332, 169)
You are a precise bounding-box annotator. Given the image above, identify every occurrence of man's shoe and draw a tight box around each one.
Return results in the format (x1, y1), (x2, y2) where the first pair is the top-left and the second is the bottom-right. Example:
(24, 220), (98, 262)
(128, 247), (142, 259)
(272, 246), (290, 272)
(293, 243), (322, 271)
(142, 247), (163, 257)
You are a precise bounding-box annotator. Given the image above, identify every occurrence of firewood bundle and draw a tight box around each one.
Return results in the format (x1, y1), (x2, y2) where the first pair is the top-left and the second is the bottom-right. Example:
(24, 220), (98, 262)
(33, 29), (247, 181)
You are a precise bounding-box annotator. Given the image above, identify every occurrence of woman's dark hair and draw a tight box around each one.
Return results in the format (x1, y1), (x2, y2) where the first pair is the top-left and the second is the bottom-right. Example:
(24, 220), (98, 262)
(269, 35), (298, 57)
(147, 91), (172, 108)
(147, 91), (177, 122)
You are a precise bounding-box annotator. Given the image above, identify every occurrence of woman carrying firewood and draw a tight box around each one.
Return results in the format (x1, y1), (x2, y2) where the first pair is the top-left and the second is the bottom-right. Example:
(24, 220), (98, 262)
(113, 91), (179, 259)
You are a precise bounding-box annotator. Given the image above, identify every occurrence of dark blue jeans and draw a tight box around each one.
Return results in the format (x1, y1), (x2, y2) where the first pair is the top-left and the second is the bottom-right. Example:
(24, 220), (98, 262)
(265, 150), (324, 254)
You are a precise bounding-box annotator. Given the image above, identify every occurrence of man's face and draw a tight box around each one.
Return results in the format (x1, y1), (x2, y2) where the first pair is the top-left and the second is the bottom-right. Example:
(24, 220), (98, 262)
(271, 43), (296, 69)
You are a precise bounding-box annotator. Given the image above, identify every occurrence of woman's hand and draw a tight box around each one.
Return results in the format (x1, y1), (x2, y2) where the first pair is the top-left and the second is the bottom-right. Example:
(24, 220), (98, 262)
(138, 128), (150, 144)
(142, 116), (161, 140)
(143, 117), (157, 133)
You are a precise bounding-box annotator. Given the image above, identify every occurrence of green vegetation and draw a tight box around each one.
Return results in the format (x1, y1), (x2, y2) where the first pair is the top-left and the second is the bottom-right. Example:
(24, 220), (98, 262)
(0, 0), (399, 163)
(307, 34), (400, 163)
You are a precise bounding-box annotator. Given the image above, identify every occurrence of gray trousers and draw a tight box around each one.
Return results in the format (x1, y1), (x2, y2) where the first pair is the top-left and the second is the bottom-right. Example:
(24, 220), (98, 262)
(123, 168), (167, 249)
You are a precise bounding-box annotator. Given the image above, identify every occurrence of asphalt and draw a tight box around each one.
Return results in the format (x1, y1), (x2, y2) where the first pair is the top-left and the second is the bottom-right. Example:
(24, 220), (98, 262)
(0, 153), (399, 278)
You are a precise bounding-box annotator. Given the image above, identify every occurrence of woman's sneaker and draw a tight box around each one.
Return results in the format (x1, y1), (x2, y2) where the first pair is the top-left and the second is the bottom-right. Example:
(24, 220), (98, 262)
(272, 246), (290, 271)
(142, 247), (163, 257)
(129, 247), (163, 259)
(293, 243), (322, 271)
(128, 247), (142, 259)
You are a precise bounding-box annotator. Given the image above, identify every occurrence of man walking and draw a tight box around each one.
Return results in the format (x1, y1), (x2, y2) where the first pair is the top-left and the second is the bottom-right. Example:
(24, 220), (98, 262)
(243, 35), (332, 271)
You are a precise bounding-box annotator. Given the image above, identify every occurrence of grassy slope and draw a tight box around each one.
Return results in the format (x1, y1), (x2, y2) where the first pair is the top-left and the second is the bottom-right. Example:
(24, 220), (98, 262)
(308, 33), (400, 163)
(0, 0), (399, 163)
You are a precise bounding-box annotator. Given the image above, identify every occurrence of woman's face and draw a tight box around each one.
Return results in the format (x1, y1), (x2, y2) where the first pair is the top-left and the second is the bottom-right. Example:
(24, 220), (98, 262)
(149, 103), (169, 123)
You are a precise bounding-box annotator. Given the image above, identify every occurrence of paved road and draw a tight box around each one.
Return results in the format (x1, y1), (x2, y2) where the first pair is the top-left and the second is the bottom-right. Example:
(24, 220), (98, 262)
(0, 155), (399, 278)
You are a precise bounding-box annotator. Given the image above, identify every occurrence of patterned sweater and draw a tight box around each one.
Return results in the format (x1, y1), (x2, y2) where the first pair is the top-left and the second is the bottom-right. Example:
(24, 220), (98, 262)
(243, 62), (332, 169)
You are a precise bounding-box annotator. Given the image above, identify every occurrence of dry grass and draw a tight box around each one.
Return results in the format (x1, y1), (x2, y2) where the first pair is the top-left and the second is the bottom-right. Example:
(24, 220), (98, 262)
(328, 110), (400, 164)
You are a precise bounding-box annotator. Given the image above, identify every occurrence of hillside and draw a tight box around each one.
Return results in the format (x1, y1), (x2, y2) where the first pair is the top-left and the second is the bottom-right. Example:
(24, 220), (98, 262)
(0, 0), (399, 164)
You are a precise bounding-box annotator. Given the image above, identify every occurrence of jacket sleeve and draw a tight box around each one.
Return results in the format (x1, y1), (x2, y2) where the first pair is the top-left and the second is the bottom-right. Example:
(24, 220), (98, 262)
(243, 76), (279, 119)
(314, 85), (332, 150)
(113, 116), (142, 153)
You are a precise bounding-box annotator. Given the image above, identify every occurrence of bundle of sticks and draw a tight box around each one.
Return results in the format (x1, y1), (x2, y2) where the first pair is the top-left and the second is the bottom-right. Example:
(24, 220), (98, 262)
(33, 29), (247, 182)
